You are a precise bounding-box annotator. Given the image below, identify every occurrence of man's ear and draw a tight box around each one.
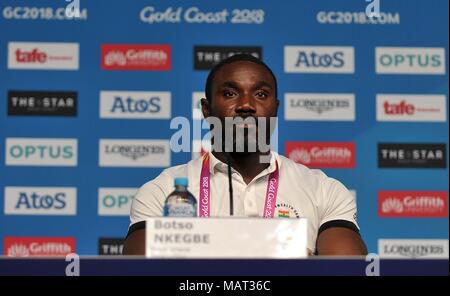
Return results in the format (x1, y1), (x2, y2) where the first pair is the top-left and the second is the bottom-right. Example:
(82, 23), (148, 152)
(274, 98), (280, 116)
(201, 98), (210, 118)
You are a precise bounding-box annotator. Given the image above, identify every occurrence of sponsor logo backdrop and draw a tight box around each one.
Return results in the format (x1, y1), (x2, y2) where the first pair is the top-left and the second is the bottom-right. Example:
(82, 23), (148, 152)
(0, 0), (448, 255)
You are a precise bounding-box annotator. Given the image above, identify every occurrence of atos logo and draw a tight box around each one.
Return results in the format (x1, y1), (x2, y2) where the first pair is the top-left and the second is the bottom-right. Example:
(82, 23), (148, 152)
(4, 187), (77, 215)
(111, 96), (160, 113)
(284, 46), (354, 73)
(16, 192), (65, 209)
(296, 51), (345, 68)
(100, 91), (171, 119)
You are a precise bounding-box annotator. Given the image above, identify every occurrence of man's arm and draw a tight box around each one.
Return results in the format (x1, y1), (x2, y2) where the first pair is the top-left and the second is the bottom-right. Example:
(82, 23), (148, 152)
(316, 227), (368, 256)
(123, 229), (146, 255)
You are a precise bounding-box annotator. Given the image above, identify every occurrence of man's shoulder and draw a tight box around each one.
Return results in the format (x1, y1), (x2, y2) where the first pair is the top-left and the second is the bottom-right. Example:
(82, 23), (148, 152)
(276, 152), (328, 180)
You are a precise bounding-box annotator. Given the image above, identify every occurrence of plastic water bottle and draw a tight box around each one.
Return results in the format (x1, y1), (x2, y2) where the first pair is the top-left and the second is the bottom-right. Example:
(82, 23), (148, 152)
(163, 177), (197, 217)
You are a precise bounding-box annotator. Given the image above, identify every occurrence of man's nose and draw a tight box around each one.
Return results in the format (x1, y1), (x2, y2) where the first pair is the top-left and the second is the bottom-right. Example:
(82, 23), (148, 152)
(235, 93), (256, 114)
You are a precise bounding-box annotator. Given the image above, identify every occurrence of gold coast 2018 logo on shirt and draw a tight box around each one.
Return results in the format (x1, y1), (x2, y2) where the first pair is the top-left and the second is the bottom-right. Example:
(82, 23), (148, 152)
(275, 203), (300, 218)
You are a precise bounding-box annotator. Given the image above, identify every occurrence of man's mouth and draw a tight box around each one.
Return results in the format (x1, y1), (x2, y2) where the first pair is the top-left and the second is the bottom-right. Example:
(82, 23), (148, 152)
(235, 122), (257, 128)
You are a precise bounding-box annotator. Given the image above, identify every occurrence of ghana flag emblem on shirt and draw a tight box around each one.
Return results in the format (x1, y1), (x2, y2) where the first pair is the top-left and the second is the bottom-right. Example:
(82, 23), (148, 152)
(275, 203), (301, 218)
(278, 209), (290, 218)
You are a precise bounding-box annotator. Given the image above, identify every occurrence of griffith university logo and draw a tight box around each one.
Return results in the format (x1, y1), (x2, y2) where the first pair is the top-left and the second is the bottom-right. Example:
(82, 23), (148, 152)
(101, 44), (171, 71)
(378, 191), (448, 218)
(4, 237), (76, 257)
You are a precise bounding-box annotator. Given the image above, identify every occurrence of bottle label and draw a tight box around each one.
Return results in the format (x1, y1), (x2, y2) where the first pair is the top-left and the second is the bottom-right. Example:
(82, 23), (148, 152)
(164, 203), (196, 217)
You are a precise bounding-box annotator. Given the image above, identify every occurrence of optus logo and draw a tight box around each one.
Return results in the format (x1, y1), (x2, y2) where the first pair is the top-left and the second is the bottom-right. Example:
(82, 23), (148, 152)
(376, 47), (446, 74)
(98, 188), (136, 216)
(5, 138), (77, 166)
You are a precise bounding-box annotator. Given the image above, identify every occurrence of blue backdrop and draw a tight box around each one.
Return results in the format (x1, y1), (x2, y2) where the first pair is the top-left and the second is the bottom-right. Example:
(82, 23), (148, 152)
(0, 0), (448, 256)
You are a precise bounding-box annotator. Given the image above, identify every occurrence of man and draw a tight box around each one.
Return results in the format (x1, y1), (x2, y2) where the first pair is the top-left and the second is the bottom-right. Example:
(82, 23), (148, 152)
(123, 54), (367, 256)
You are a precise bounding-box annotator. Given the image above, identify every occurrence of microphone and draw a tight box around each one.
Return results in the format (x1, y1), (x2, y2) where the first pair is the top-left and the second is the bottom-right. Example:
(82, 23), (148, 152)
(225, 153), (234, 216)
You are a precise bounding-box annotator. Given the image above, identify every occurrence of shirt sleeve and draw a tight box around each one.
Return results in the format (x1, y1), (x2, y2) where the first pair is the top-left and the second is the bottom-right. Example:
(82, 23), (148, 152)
(129, 171), (172, 226)
(319, 176), (359, 230)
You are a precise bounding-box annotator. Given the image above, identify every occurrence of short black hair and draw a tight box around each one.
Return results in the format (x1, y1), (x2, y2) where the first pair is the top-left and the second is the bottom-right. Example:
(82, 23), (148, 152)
(204, 53), (278, 103)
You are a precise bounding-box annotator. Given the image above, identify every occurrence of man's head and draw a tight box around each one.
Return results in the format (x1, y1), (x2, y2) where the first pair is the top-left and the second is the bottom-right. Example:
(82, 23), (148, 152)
(204, 54), (278, 105)
(201, 54), (279, 153)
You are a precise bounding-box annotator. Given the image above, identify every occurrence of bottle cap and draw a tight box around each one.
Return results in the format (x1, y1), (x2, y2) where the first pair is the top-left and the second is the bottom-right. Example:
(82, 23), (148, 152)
(174, 177), (188, 187)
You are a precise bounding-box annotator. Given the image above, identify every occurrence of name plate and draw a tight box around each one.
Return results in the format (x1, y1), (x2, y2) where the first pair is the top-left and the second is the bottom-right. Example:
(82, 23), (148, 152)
(145, 217), (308, 258)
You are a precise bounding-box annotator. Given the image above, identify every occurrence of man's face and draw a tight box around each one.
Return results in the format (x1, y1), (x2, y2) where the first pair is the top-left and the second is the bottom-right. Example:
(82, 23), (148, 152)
(201, 61), (279, 153)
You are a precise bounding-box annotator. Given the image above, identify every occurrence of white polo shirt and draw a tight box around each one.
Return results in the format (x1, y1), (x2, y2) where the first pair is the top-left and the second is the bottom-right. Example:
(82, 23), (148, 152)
(130, 151), (359, 252)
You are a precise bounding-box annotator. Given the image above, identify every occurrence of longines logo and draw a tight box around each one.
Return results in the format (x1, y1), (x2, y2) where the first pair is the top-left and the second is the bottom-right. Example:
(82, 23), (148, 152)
(378, 239), (449, 259)
(104, 144), (165, 160)
(8, 91), (77, 116)
(298, 99), (349, 114)
(285, 93), (355, 121)
(378, 143), (446, 168)
(99, 139), (170, 167)
(194, 46), (262, 70)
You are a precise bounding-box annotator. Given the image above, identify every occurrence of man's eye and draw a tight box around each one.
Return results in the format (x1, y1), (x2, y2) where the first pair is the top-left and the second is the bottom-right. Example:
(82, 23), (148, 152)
(255, 91), (268, 99)
(223, 91), (236, 97)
